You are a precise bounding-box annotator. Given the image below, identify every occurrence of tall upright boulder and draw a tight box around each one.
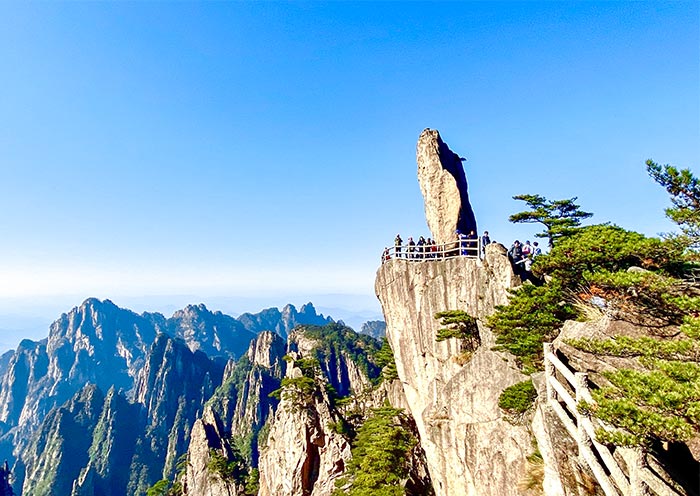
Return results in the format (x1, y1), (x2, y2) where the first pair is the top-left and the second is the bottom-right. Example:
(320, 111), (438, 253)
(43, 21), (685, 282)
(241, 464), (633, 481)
(416, 129), (477, 244)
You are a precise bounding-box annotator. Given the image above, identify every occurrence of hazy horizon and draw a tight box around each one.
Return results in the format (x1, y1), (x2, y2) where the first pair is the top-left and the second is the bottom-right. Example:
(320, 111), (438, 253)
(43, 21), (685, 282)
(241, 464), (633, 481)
(0, 291), (384, 353)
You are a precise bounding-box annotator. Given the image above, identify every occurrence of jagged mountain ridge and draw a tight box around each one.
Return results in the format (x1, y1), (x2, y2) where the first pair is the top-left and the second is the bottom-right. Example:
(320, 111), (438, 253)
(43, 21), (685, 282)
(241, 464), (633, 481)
(0, 298), (344, 495)
(182, 323), (431, 496)
(237, 302), (333, 339)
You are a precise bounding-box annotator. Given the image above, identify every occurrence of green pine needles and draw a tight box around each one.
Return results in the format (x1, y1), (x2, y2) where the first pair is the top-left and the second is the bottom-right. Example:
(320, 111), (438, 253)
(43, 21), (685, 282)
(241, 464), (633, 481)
(375, 338), (399, 382)
(487, 282), (577, 372)
(434, 310), (479, 345)
(206, 446), (258, 494)
(488, 159), (700, 449)
(333, 404), (417, 496)
(509, 194), (592, 248)
(498, 380), (537, 415)
(434, 310), (480, 364)
(569, 317), (700, 447)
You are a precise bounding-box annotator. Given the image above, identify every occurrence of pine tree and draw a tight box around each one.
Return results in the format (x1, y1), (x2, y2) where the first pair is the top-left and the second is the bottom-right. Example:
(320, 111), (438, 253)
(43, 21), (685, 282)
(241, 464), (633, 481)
(509, 194), (592, 248)
(647, 159), (700, 253)
(334, 404), (416, 496)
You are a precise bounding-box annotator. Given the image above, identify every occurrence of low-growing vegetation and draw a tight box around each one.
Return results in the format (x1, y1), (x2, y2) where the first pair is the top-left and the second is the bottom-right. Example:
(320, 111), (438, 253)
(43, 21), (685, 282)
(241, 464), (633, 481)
(498, 380), (537, 415)
(207, 447), (259, 494)
(333, 404), (418, 496)
(435, 310), (479, 346)
(488, 159), (700, 450)
(303, 323), (383, 384)
(487, 282), (577, 372)
(375, 338), (399, 382)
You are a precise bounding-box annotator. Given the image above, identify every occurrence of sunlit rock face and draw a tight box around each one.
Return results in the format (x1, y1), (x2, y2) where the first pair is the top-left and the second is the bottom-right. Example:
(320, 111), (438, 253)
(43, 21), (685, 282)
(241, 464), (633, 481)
(416, 128), (477, 244)
(375, 245), (531, 496)
(182, 407), (234, 496)
(378, 129), (534, 495)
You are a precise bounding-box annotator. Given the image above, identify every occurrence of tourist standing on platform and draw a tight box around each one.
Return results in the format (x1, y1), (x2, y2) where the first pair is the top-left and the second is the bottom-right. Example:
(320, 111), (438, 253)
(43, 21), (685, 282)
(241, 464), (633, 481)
(417, 236), (426, 259)
(481, 231), (491, 256)
(395, 234), (402, 258)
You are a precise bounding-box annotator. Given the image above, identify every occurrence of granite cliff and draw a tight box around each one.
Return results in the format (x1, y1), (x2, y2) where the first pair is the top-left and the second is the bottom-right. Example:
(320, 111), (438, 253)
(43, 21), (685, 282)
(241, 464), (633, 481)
(376, 243), (534, 495)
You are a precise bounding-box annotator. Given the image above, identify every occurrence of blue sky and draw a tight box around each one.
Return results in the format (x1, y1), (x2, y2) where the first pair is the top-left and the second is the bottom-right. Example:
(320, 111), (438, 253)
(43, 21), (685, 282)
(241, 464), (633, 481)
(0, 1), (698, 350)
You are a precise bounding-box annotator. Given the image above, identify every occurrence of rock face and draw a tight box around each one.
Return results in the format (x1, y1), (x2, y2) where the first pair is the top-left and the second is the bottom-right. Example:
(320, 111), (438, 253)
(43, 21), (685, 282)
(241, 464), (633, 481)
(359, 320), (386, 339)
(71, 387), (141, 496)
(257, 351), (352, 496)
(128, 334), (225, 494)
(376, 243), (532, 495)
(180, 331), (286, 496)
(256, 324), (421, 496)
(20, 334), (226, 496)
(183, 407), (235, 496)
(22, 384), (105, 496)
(0, 298), (350, 495)
(416, 128), (477, 244)
(0, 298), (160, 491)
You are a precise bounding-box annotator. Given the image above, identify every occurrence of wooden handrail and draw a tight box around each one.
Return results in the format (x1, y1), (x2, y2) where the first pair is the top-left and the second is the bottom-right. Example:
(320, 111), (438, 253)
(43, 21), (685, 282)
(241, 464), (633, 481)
(542, 343), (682, 496)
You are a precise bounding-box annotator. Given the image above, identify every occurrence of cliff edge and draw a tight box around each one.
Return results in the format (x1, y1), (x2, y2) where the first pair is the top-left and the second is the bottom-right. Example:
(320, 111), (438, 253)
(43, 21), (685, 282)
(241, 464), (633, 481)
(376, 243), (532, 495)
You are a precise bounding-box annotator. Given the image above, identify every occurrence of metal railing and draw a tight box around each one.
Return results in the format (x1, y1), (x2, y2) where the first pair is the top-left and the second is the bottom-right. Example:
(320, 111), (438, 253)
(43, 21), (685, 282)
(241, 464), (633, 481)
(381, 238), (482, 263)
(543, 343), (683, 496)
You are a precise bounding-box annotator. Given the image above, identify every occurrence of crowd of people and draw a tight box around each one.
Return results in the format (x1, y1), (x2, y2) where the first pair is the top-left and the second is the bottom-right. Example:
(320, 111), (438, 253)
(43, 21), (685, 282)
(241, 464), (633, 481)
(382, 230), (543, 276)
(507, 239), (542, 276)
(382, 229), (492, 262)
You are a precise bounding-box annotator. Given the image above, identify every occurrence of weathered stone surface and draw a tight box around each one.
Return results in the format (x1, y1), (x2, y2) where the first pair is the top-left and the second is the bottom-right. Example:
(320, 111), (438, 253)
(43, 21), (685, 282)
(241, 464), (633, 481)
(416, 128), (477, 244)
(375, 244), (531, 496)
(257, 358), (351, 496)
(530, 373), (601, 496)
(183, 407), (234, 496)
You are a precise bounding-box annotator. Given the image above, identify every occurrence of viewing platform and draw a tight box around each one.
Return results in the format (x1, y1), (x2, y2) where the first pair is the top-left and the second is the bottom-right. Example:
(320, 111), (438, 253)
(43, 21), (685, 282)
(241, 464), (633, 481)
(381, 238), (482, 263)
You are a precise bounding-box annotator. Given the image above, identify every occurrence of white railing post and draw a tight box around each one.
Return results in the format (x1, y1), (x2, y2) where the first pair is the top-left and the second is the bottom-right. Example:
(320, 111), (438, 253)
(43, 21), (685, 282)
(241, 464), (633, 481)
(382, 238), (486, 263)
(627, 449), (644, 496)
(575, 373), (591, 463)
(543, 343), (556, 402)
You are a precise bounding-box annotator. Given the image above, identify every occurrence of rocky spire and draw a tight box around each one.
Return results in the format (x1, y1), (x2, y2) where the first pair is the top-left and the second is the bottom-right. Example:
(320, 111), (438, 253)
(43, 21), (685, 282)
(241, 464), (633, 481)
(416, 129), (477, 244)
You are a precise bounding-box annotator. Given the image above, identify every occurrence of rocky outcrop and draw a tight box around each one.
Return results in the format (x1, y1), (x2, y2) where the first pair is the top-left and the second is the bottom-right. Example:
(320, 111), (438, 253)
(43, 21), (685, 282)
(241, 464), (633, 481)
(376, 242), (531, 495)
(180, 331), (286, 496)
(257, 355), (351, 496)
(288, 326), (375, 398)
(227, 332), (285, 459)
(0, 351), (13, 380)
(16, 333), (226, 496)
(70, 387), (141, 496)
(359, 320), (386, 339)
(416, 128), (477, 244)
(183, 407), (235, 496)
(0, 298), (159, 484)
(0, 298), (350, 495)
(129, 334), (225, 494)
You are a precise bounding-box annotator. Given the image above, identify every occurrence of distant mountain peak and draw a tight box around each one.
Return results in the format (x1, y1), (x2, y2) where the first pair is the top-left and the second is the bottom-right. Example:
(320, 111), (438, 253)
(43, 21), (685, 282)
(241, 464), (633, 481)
(299, 302), (316, 315)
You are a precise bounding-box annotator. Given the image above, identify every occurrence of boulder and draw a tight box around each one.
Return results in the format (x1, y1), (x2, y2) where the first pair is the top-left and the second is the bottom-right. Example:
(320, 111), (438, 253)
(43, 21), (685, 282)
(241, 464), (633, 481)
(416, 129), (477, 244)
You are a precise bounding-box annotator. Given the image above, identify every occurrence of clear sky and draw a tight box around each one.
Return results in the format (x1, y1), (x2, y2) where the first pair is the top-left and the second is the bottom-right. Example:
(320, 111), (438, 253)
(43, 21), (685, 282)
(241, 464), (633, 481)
(0, 1), (698, 350)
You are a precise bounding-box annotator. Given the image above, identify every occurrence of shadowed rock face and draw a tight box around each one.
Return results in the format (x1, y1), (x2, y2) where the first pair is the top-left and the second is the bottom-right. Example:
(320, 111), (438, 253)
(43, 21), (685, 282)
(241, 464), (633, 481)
(417, 129), (477, 244)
